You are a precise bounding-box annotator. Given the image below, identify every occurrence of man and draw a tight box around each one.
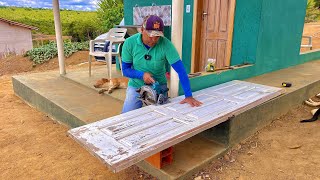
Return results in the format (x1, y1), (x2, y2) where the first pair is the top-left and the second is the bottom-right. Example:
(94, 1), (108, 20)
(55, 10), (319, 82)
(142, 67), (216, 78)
(121, 15), (202, 113)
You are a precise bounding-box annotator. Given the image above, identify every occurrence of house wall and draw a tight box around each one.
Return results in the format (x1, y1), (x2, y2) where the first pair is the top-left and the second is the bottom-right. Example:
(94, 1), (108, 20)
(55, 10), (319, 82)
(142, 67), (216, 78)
(123, 0), (172, 39)
(0, 21), (33, 57)
(123, 0), (320, 95)
(182, 0), (317, 95)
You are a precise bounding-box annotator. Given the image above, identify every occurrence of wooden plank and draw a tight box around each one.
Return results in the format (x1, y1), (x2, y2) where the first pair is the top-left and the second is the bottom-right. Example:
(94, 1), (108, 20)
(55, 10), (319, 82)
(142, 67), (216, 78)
(99, 111), (163, 136)
(207, 0), (216, 32)
(206, 40), (214, 65)
(217, 40), (227, 68)
(193, 0), (206, 72)
(207, 32), (228, 40)
(200, 0), (209, 71)
(214, 0), (220, 32)
(119, 119), (184, 147)
(219, 0), (229, 32)
(68, 80), (284, 172)
(108, 117), (173, 141)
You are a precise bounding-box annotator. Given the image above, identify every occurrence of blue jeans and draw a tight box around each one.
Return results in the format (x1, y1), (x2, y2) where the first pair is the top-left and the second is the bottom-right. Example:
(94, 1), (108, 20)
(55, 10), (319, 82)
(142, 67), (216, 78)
(122, 84), (168, 113)
(122, 86), (143, 113)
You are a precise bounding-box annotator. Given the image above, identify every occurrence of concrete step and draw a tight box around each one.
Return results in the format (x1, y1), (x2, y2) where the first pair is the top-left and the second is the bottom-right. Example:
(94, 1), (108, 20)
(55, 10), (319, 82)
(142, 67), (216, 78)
(12, 70), (123, 128)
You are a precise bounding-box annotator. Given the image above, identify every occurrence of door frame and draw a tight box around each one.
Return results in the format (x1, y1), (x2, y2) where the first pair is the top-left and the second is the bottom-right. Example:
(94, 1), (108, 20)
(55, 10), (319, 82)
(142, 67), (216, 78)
(191, 0), (236, 73)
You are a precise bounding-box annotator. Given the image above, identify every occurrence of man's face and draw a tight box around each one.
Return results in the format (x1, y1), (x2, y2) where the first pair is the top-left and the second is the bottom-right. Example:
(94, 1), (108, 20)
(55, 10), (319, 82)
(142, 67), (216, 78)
(141, 28), (160, 47)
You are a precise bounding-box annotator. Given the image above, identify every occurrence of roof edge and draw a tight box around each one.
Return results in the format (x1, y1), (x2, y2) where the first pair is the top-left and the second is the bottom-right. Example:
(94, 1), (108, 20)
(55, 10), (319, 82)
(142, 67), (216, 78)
(0, 17), (39, 30)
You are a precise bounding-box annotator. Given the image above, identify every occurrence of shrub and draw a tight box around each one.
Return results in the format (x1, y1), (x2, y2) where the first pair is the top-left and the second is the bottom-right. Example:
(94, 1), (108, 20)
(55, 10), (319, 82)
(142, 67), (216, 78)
(26, 41), (89, 65)
(305, 0), (320, 23)
(97, 0), (124, 32)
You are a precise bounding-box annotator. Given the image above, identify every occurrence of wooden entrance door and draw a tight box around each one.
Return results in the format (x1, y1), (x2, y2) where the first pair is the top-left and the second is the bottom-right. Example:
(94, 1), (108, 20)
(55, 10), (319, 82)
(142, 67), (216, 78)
(195, 0), (235, 72)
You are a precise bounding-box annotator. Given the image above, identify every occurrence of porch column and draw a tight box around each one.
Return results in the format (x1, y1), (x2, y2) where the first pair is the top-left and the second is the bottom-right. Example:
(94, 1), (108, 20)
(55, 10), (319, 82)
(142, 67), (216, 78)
(52, 0), (66, 75)
(170, 0), (184, 98)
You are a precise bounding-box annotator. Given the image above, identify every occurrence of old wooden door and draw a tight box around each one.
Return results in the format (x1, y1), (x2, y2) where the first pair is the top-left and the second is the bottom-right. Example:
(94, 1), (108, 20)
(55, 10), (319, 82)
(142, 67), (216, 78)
(199, 0), (235, 71)
(68, 80), (283, 172)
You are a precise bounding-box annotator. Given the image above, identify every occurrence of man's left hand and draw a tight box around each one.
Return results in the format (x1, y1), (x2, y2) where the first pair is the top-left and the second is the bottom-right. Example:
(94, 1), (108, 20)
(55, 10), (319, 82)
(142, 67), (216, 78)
(180, 97), (203, 107)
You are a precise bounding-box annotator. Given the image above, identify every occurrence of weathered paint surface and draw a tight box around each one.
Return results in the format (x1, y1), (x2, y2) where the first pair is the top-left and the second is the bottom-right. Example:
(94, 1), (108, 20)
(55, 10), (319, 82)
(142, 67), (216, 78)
(68, 80), (284, 172)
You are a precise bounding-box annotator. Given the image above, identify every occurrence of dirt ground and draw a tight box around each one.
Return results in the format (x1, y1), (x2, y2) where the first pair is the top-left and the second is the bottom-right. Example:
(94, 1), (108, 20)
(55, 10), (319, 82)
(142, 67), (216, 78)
(1, 51), (320, 180)
(301, 22), (320, 52)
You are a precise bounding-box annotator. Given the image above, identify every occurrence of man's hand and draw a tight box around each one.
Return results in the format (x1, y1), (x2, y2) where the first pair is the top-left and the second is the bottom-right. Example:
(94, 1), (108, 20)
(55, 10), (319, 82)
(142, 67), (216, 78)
(143, 72), (155, 84)
(180, 97), (203, 107)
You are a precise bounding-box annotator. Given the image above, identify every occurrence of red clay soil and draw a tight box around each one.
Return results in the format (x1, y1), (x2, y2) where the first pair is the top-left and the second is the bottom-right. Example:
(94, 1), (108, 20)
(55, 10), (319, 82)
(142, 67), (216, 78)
(0, 51), (93, 76)
(301, 22), (320, 52)
(0, 51), (320, 179)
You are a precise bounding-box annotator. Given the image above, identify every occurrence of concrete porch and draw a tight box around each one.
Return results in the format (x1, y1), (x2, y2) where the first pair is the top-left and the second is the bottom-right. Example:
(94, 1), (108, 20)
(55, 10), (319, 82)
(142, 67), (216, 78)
(63, 65), (127, 102)
(12, 65), (126, 127)
(12, 60), (320, 179)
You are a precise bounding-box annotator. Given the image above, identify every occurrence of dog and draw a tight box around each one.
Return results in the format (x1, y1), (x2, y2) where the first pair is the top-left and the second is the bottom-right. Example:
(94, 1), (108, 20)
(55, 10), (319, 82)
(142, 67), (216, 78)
(301, 93), (320, 123)
(93, 77), (128, 94)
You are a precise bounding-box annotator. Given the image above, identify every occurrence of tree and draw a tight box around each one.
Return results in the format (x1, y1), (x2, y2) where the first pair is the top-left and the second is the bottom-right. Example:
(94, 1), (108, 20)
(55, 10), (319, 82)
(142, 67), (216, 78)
(97, 0), (124, 32)
(314, 0), (320, 8)
(305, 0), (320, 23)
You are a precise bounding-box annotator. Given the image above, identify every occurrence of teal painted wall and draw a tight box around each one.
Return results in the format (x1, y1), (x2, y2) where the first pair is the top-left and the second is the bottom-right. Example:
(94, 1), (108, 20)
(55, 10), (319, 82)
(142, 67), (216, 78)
(181, 0), (263, 73)
(123, 0), (320, 95)
(182, 0), (194, 73)
(231, 0), (262, 65)
(180, 0), (267, 93)
(254, 0), (307, 74)
(300, 51), (320, 62)
(181, 0), (320, 95)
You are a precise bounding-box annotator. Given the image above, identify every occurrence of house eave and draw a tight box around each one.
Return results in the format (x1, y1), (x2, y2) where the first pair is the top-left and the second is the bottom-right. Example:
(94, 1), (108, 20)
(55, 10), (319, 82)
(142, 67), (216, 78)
(0, 17), (39, 30)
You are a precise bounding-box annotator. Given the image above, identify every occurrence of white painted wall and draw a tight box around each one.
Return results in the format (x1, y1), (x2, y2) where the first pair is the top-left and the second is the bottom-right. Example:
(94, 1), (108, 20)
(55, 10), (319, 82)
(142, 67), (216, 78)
(0, 21), (33, 57)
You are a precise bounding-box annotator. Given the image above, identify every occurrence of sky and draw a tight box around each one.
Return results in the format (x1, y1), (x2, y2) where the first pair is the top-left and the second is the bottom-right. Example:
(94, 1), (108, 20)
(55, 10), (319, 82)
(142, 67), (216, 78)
(0, 0), (99, 11)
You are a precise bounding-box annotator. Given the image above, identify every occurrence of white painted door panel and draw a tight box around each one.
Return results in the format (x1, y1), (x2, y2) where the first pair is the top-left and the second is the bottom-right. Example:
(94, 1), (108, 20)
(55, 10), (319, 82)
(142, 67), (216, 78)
(68, 80), (284, 172)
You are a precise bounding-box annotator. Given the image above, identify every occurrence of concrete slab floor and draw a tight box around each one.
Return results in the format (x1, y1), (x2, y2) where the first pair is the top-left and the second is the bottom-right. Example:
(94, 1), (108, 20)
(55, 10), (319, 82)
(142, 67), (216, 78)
(246, 60), (320, 93)
(63, 65), (127, 102)
(13, 70), (124, 125)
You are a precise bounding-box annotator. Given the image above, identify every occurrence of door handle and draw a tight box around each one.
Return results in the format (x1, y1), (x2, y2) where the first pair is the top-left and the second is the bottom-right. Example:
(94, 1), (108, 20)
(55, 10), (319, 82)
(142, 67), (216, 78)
(202, 12), (208, 20)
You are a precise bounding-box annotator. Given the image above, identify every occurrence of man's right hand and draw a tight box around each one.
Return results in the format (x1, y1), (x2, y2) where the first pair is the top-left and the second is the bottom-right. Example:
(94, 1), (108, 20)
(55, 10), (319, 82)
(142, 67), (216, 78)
(143, 72), (155, 84)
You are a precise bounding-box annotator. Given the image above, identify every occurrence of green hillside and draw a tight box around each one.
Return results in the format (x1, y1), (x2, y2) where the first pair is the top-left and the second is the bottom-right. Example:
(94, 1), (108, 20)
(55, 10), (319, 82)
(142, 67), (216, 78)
(0, 6), (104, 41)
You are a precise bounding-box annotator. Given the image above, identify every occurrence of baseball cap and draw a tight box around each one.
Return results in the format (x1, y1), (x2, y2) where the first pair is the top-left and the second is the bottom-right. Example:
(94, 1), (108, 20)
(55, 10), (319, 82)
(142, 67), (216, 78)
(143, 15), (164, 37)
